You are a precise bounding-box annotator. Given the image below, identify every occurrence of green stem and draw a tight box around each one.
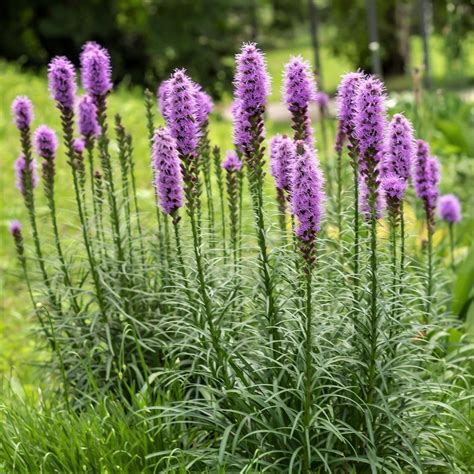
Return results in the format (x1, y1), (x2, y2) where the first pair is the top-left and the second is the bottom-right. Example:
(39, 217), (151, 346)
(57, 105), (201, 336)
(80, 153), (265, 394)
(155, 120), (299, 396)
(336, 149), (342, 242)
(276, 187), (287, 244)
(302, 262), (313, 473)
(426, 216), (433, 320)
(449, 223), (455, 270)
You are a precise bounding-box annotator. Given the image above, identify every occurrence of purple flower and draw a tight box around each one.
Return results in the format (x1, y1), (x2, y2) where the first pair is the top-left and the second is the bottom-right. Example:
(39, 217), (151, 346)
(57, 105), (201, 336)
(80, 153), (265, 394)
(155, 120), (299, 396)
(73, 138), (85, 154)
(315, 91), (330, 112)
(193, 84), (214, 128)
(9, 220), (22, 237)
(283, 56), (316, 143)
(381, 113), (414, 181)
(334, 125), (345, 155)
(222, 150), (242, 172)
(77, 95), (100, 137)
(152, 126), (184, 215)
(157, 80), (171, 120)
(353, 75), (387, 177)
(438, 194), (462, 223)
(15, 154), (39, 195)
(382, 173), (406, 215)
(413, 140), (441, 215)
(168, 69), (200, 157)
(359, 176), (384, 220)
(80, 41), (113, 97)
(11, 96), (33, 130)
(48, 57), (77, 109)
(269, 134), (295, 191)
(291, 141), (325, 241)
(34, 125), (58, 160)
(335, 71), (365, 137)
(233, 43), (270, 153)
(283, 56), (316, 109)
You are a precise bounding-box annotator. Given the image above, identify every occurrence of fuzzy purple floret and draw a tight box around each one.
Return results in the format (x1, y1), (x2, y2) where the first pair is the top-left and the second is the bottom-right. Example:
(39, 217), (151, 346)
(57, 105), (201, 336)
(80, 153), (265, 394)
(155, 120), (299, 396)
(193, 84), (214, 127)
(382, 173), (406, 213)
(353, 76), (387, 176)
(335, 71), (365, 137)
(152, 127), (184, 214)
(73, 138), (85, 154)
(291, 141), (325, 241)
(283, 56), (316, 109)
(48, 57), (77, 109)
(9, 220), (22, 236)
(222, 150), (242, 172)
(77, 95), (100, 137)
(382, 113), (414, 181)
(438, 194), (462, 223)
(168, 69), (201, 157)
(15, 154), (39, 195)
(80, 41), (113, 97)
(34, 125), (58, 160)
(359, 176), (384, 220)
(315, 91), (330, 112)
(269, 134), (295, 191)
(413, 140), (441, 213)
(11, 96), (33, 130)
(233, 43), (270, 152)
(334, 123), (345, 154)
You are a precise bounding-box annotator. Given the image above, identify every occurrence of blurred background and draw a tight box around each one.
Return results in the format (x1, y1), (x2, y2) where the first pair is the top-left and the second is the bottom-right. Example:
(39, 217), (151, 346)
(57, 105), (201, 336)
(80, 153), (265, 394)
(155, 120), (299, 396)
(1, 0), (473, 97)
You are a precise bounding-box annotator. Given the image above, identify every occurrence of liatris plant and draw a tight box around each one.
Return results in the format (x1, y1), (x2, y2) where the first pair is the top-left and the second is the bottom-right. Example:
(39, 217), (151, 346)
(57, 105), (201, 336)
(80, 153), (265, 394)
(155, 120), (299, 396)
(353, 75), (386, 409)
(5, 40), (471, 474)
(414, 139), (441, 318)
(335, 71), (365, 281)
(291, 140), (324, 471)
(382, 113), (414, 277)
(222, 150), (242, 267)
(439, 194), (462, 269)
(233, 42), (280, 355)
(269, 134), (295, 241)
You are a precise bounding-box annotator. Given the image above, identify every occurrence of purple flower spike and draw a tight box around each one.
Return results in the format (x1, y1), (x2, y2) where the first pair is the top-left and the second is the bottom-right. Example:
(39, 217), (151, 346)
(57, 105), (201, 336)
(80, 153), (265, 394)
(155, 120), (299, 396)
(315, 91), (330, 112)
(193, 84), (214, 128)
(80, 42), (113, 97)
(77, 95), (100, 137)
(157, 80), (171, 120)
(335, 71), (365, 137)
(354, 75), (387, 177)
(414, 140), (441, 216)
(359, 176), (384, 220)
(284, 56), (316, 109)
(233, 43), (270, 153)
(73, 138), (85, 154)
(284, 56), (316, 143)
(291, 141), (325, 242)
(152, 127), (184, 215)
(438, 194), (462, 223)
(382, 113), (414, 180)
(382, 173), (406, 214)
(34, 125), (58, 160)
(269, 134), (295, 191)
(48, 57), (77, 109)
(168, 69), (200, 157)
(222, 150), (242, 172)
(15, 154), (39, 195)
(334, 125), (345, 155)
(9, 220), (22, 237)
(11, 96), (33, 130)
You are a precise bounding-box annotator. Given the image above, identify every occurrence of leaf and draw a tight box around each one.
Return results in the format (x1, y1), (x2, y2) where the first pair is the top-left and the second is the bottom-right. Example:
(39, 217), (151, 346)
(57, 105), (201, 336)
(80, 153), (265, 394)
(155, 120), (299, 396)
(452, 244), (474, 320)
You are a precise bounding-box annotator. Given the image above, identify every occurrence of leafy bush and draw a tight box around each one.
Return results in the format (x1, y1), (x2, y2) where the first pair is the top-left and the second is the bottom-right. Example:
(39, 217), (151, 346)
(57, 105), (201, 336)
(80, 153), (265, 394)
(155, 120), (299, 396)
(1, 41), (472, 472)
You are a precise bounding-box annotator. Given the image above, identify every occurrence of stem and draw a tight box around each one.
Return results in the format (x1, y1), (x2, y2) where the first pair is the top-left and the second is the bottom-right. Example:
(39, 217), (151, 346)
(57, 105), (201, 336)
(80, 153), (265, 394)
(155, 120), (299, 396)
(352, 157), (360, 287)
(96, 95), (124, 263)
(400, 201), (406, 281)
(336, 149), (342, 242)
(449, 223), (455, 270)
(276, 187), (287, 244)
(302, 260), (313, 473)
(213, 147), (226, 263)
(426, 215), (433, 320)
